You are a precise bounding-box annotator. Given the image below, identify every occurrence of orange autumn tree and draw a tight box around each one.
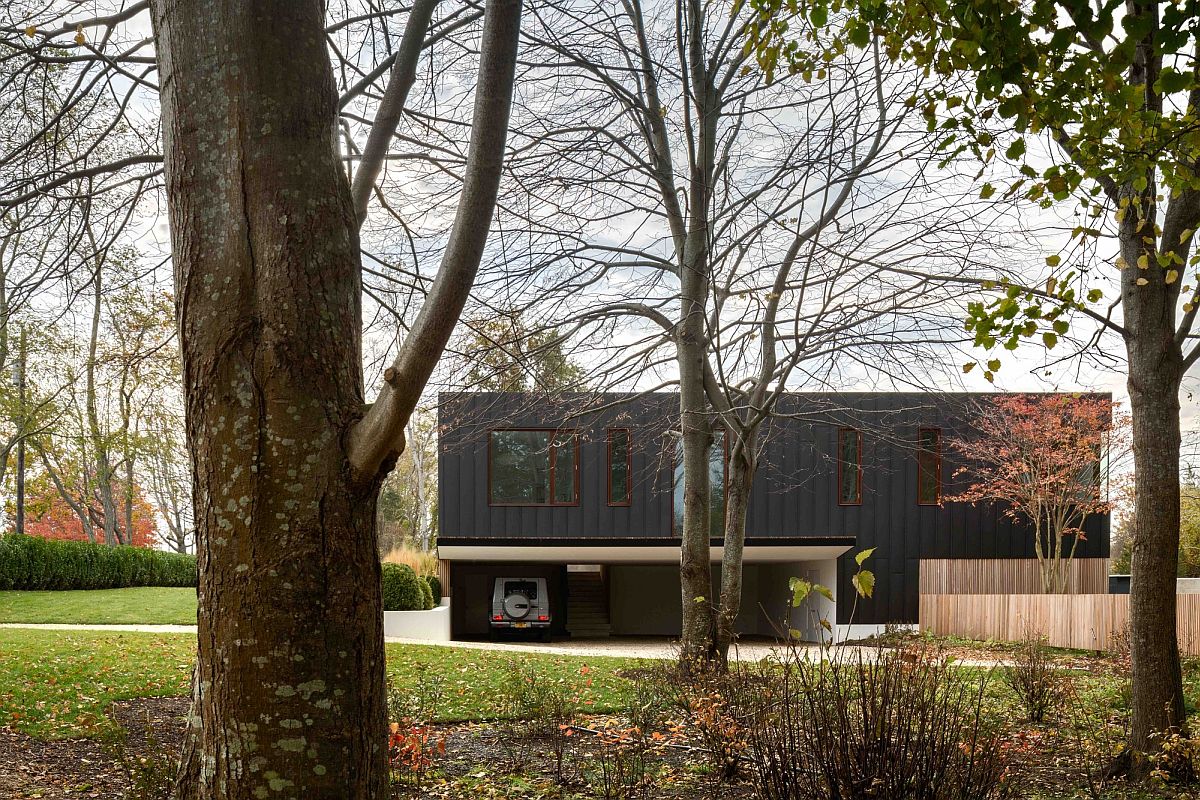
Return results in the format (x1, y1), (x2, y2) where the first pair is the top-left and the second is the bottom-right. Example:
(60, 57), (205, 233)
(947, 395), (1127, 594)
(20, 471), (158, 547)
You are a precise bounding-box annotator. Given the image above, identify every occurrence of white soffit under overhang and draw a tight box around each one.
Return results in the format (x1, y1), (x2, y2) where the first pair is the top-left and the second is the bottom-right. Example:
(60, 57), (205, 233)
(437, 544), (852, 564)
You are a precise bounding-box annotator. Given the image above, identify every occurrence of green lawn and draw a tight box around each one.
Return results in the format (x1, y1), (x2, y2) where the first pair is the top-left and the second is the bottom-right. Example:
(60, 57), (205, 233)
(0, 587), (198, 625)
(0, 628), (645, 740)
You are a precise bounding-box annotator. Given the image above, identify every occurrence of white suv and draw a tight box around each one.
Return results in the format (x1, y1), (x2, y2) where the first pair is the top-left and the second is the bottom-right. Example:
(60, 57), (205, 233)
(490, 577), (551, 641)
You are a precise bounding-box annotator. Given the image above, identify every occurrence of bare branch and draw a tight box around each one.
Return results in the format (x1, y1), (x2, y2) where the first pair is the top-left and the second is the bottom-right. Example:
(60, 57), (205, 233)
(348, 0), (523, 481)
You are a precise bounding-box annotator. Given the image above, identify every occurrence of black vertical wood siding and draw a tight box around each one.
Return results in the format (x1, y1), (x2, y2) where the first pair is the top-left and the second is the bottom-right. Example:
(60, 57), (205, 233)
(438, 392), (1111, 625)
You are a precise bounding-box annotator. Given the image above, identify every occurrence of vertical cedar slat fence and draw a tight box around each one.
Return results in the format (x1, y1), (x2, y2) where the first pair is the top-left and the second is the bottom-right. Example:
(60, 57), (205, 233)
(918, 558), (1110, 595)
(437, 560), (451, 598)
(919, 592), (1200, 656)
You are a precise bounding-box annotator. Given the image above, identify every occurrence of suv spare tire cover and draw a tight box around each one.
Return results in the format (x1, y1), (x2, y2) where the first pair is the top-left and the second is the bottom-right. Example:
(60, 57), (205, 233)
(503, 592), (531, 619)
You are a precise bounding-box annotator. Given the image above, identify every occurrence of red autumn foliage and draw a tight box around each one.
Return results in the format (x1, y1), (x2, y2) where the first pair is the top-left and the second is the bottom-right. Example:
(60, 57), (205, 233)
(23, 483), (158, 547)
(946, 394), (1128, 593)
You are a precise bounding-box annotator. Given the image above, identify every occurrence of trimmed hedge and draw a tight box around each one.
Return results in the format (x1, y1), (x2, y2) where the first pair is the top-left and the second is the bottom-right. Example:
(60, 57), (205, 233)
(381, 563), (431, 611)
(0, 534), (198, 590)
(423, 573), (442, 604)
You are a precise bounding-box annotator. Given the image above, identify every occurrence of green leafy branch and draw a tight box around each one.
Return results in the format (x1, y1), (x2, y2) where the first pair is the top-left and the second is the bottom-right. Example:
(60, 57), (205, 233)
(788, 547), (874, 647)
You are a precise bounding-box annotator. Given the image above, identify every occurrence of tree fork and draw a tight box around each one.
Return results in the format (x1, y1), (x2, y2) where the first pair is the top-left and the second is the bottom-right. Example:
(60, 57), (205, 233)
(154, 0), (522, 796)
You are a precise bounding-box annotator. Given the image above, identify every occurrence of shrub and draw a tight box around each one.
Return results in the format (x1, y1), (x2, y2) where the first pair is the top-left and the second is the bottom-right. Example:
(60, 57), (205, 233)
(387, 670), (447, 792)
(588, 724), (652, 800)
(496, 657), (582, 782)
(729, 644), (1012, 800)
(1004, 631), (1064, 723)
(381, 563), (426, 611)
(1061, 678), (1128, 799)
(644, 663), (744, 783)
(0, 534), (197, 590)
(388, 721), (444, 792)
(417, 575), (434, 610)
(423, 573), (442, 603)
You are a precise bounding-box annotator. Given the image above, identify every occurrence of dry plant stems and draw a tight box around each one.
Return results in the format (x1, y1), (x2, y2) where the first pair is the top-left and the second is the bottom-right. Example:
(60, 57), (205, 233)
(111, 723), (176, 800)
(1061, 678), (1129, 800)
(495, 657), (585, 782)
(627, 675), (670, 738)
(589, 723), (653, 800)
(641, 661), (748, 784)
(387, 668), (446, 725)
(679, 683), (746, 782)
(729, 643), (1012, 800)
(381, 544), (440, 577)
(386, 671), (448, 791)
(1003, 630), (1064, 723)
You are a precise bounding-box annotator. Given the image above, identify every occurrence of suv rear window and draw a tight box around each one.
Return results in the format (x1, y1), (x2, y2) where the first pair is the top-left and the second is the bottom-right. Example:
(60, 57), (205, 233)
(504, 580), (538, 599)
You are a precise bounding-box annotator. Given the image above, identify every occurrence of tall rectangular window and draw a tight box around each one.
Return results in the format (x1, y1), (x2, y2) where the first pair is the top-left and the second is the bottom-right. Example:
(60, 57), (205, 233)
(607, 429), (631, 506)
(488, 429), (578, 506)
(838, 427), (862, 505)
(673, 430), (725, 538)
(917, 427), (941, 505)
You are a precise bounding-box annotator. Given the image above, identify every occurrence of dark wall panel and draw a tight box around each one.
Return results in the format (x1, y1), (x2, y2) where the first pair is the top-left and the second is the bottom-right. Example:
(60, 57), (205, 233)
(439, 392), (1113, 626)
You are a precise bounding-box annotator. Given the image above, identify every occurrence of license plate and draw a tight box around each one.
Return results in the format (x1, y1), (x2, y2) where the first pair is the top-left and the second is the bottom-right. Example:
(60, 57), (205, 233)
(513, 622), (530, 629)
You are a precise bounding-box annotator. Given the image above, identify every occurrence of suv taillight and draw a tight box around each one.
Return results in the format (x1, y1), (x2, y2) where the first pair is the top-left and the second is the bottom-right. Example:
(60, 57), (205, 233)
(493, 614), (503, 621)
(537, 615), (549, 621)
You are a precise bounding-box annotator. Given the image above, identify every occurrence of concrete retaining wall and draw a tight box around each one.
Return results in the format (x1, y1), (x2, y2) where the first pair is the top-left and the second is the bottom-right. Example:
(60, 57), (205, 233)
(383, 599), (451, 642)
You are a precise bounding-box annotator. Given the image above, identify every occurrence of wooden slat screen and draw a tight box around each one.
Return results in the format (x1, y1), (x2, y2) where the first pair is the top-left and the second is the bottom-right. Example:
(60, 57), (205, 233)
(919, 593), (1200, 655)
(437, 560), (451, 598)
(919, 558), (1110, 595)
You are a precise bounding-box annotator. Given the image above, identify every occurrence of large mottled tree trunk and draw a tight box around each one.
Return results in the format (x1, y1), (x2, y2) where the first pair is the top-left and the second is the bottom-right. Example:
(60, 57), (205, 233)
(154, 1), (388, 797)
(1120, 182), (1190, 762)
(714, 434), (755, 667)
(1126, 313), (1187, 756)
(155, 0), (523, 795)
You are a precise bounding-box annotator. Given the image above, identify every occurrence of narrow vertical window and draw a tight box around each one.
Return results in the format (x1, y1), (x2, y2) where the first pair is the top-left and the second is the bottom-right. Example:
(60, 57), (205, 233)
(917, 427), (941, 505)
(607, 429), (631, 506)
(551, 431), (577, 505)
(838, 428), (862, 505)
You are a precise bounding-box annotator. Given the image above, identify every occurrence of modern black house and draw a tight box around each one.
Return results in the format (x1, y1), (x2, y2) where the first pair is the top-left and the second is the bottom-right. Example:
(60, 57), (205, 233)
(437, 392), (1111, 640)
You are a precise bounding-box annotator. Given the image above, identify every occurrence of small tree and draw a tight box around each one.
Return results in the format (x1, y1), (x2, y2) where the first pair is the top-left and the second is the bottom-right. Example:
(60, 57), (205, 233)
(1114, 475), (1200, 578)
(18, 472), (159, 547)
(947, 395), (1126, 594)
(458, 314), (585, 393)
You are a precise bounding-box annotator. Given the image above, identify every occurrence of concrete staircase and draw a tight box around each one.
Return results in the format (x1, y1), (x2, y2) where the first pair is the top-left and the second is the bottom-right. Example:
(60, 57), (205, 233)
(567, 570), (611, 638)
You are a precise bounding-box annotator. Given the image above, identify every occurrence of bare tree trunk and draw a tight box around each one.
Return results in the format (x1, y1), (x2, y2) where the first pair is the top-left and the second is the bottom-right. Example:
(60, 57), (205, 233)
(407, 418), (429, 549)
(676, 0), (720, 670)
(119, 373), (136, 543)
(154, 1), (387, 796)
(123, 453), (135, 543)
(1035, 521), (1053, 594)
(677, 234), (716, 666)
(677, 375), (713, 668)
(714, 435), (754, 667)
(85, 257), (120, 546)
(1127, 329), (1186, 758)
